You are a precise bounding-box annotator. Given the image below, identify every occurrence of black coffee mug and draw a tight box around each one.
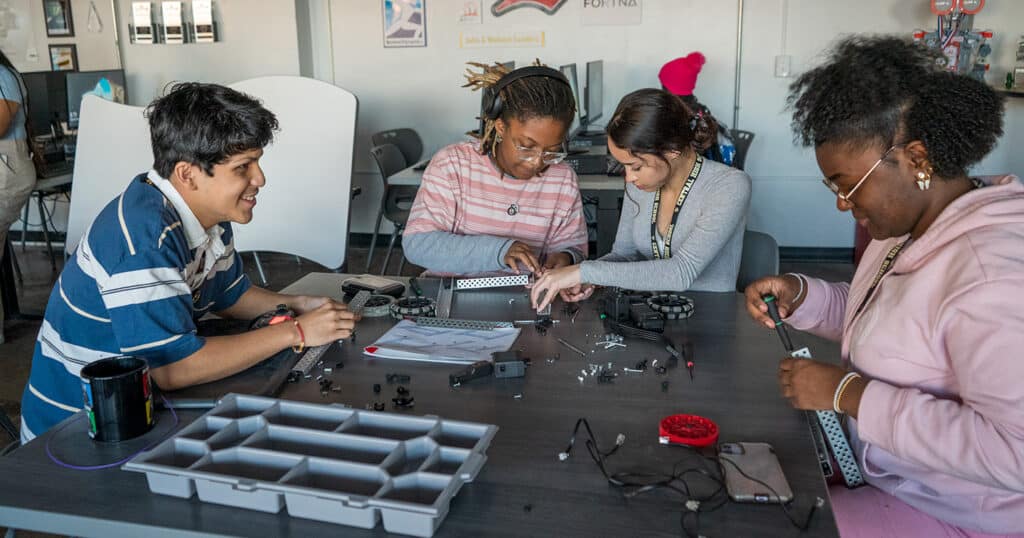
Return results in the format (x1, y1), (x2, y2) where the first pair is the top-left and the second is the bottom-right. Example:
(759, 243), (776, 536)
(80, 356), (154, 442)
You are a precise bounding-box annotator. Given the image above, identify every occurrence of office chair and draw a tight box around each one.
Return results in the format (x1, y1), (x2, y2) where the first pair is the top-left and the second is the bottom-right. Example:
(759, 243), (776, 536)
(371, 128), (424, 168)
(730, 129), (755, 171)
(366, 144), (418, 275)
(736, 229), (779, 292)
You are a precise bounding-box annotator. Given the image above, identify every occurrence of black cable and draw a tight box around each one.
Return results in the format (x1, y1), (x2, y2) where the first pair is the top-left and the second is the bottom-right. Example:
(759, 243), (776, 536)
(560, 418), (820, 537)
(603, 318), (666, 342)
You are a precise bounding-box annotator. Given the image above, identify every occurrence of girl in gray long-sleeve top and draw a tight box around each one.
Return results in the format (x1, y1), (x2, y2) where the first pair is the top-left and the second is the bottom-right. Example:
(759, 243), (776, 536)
(531, 89), (751, 309)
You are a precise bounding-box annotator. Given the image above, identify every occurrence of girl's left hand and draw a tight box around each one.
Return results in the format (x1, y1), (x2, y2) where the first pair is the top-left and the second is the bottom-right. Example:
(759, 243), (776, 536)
(529, 265), (582, 311)
(777, 359), (847, 411)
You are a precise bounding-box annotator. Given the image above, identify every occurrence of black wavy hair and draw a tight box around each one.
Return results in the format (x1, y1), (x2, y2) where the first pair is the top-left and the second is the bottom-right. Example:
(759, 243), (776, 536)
(607, 88), (711, 163)
(145, 82), (279, 178)
(787, 35), (1004, 178)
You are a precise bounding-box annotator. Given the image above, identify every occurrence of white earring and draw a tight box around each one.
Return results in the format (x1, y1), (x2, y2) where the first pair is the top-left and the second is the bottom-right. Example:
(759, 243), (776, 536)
(916, 170), (931, 191)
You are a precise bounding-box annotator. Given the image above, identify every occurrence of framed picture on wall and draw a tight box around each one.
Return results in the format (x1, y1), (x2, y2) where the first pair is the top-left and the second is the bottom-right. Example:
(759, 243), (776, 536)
(49, 44), (78, 71)
(43, 0), (75, 37)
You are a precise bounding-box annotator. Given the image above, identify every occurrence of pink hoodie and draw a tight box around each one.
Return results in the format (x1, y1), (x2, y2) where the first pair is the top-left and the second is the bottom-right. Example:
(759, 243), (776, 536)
(786, 175), (1024, 534)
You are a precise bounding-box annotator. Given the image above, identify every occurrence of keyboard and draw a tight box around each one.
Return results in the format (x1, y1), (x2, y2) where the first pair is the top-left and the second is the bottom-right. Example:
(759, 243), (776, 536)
(37, 160), (74, 179)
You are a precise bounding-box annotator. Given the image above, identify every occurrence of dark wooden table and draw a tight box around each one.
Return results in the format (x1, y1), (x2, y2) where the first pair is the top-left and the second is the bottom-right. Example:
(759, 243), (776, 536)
(0, 273), (840, 537)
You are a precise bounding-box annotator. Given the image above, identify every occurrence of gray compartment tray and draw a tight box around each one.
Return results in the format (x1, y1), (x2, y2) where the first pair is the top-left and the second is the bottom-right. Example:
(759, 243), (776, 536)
(123, 393), (497, 537)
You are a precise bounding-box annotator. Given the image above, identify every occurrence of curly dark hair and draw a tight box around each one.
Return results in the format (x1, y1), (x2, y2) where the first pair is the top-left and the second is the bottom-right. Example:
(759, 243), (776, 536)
(787, 35), (1004, 178)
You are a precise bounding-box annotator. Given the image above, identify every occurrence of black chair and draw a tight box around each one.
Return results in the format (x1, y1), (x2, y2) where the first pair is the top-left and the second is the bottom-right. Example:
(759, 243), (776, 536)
(366, 144), (418, 275)
(736, 229), (779, 292)
(371, 129), (424, 168)
(730, 129), (755, 171)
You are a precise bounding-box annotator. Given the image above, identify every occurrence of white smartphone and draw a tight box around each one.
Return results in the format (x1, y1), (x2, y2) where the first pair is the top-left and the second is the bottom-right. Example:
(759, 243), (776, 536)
(718, 442), (794, 504)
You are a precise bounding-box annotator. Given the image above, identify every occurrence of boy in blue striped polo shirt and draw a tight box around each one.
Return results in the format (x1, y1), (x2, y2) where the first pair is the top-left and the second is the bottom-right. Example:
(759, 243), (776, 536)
(20, 83), (358, 442)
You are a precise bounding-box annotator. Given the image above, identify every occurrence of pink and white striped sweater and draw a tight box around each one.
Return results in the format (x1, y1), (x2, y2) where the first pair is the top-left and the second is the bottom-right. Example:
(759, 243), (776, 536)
(403, 141), (588, 275)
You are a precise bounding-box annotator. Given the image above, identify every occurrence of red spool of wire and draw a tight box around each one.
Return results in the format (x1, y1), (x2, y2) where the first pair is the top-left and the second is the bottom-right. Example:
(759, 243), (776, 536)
(658, 414), (719, 448)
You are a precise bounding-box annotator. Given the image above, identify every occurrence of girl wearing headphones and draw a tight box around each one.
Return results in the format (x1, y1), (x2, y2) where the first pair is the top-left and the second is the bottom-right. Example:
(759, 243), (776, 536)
(403, 62), (588, 276)
(531, 89), (751, 310)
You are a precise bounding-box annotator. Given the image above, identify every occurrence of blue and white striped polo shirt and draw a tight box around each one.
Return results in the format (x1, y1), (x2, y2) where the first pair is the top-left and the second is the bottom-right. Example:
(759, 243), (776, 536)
(20, 171), (251, 441)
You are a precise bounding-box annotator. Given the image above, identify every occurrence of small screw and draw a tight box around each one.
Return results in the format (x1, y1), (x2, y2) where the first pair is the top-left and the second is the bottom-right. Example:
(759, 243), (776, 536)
(324, 367), (333, 374)
(513, 393), (523, 399)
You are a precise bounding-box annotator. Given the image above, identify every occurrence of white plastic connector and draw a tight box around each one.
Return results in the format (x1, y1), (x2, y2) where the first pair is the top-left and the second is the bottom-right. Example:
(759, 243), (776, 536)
(558, 452), (569, 461)
(685, 500), (701, 512)
(615, 433), (626, 446)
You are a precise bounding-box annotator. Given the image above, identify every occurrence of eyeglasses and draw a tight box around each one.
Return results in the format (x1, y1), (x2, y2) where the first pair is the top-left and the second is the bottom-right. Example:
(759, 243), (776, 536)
(514, 144), (568, 165)
(822, 145), (898, 204)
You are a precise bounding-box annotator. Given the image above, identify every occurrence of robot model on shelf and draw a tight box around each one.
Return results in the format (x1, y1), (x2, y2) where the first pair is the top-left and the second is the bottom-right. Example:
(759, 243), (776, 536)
(914, 0), (992, 82)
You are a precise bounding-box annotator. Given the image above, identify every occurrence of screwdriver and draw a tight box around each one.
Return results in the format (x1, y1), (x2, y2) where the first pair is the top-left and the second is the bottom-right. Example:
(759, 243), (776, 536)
(762, 294), (794, 352)
(408, 277), (424, 297)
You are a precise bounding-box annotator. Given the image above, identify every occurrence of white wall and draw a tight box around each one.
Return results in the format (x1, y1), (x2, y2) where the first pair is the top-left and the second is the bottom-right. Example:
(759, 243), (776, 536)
(114, 0), (302, 105)
(13, 0), (303, 239)
(740, 0), (1024, 247)
(2, 0), (121, 73)
(328, 0), (741, 235)
(13, 0), (1024, 249)
(330, 0), (1024, 246)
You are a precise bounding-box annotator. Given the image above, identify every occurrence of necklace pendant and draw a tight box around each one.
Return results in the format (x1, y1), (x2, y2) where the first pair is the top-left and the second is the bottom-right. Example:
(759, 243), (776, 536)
(507, 204), (519, 216)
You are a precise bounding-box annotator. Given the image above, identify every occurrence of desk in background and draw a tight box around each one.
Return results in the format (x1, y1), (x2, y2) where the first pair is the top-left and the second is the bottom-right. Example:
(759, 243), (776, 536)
(390, 155), (626, 258)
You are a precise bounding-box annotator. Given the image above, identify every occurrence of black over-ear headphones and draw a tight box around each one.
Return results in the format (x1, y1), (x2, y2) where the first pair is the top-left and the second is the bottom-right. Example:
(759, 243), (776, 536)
(481, 66), (572, 121)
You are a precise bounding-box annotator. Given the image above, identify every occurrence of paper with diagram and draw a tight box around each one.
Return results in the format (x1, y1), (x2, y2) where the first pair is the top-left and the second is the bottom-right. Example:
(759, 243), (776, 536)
(364, 320), (520, 364)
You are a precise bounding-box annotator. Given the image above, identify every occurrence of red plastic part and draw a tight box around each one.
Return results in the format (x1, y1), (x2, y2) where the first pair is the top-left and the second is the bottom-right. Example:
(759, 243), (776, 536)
(980, 31), (993, 38)
(659, 414), (719, 448)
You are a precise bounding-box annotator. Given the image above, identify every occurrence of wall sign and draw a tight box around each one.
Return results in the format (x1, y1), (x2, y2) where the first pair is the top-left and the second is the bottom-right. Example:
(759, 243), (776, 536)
(581, 0), (641, 26)
(459, 30), (545, 48)
(383, 0), (426, 48)
(459, 0), (482, 23)
(491, 0), (567, 17)
(43, 0), (74, 37)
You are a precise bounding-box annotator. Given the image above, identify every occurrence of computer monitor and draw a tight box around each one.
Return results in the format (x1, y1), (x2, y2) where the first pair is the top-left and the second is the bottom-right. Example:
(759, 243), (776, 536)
(559, 63), (583, 139)
(585, 60), (603, 125)
(21, 71), (68, 137)
(66, 69), (127, 129)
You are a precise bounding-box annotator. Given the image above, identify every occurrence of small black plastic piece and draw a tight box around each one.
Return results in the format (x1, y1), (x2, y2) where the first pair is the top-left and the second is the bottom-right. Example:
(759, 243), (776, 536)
(655, 365), (667, 375)
(373, 383), (382, 394)
(386, 373), (411, 384)
(396, 386), (410, 396)
(449, 360), (494, 386)
(373, 402), (386, 411)
(392, 396), (415, 408)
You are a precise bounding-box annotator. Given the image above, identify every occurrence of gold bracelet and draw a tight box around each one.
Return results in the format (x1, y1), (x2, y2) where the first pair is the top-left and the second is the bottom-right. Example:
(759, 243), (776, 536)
(833, 372), (862, 414)
(291, 320), (305, 353)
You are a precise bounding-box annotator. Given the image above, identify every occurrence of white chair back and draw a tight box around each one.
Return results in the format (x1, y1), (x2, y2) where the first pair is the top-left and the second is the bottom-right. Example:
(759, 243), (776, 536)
(65, 77), (358, 270)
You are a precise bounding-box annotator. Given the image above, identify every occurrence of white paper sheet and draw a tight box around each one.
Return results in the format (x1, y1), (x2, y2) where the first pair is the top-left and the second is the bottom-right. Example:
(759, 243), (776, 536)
(364, 320), (520, 364)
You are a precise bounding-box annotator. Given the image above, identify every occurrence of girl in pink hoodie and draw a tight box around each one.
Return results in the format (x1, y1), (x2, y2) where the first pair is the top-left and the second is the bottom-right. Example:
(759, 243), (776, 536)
(746, 37), (1023, 537)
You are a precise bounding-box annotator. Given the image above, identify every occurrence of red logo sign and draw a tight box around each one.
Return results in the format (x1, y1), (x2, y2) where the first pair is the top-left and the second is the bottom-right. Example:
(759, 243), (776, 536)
(491, 0), (568, 17)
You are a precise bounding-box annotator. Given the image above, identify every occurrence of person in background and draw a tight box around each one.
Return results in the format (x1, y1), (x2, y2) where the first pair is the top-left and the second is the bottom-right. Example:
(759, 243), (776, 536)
(530, 89), (751, 310)
(403, 61), (588, 276)
(0, 49), (38, 345)
(659, 52), (736, 166)
(745, 36), (1023, 537)
(20, 83), (358, 441)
